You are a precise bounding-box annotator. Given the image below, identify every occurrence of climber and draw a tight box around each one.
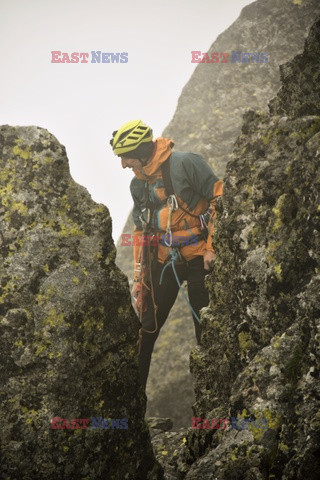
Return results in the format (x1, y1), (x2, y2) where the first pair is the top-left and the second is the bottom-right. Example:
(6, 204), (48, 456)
(109, 120), (223, 390)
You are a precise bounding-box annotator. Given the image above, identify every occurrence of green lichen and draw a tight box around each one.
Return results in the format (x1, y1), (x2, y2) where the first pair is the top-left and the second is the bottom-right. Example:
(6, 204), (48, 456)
(0, 276), (20, 304)
(238, 332), (255, 358)
(43, 156), (53, 164)
(274, 264), (282, 281)
(289, 118), (320, 142)
(272, 193), (288, 231)
(12, 145), (32, 160)
(261, 127), (281, 146)
(34, 344), (47, 356)
(231, 447), (239, 461)
(21, 406), (39, 428)
(36, 286), (62, 306)
(267, 240), (283, 252)
(95, 205), (106, 214)
(251, 408), (282, 441)
(60, 194), (71, 211)
(0, 167), (28, 221)
(59, 222), (84, 238)
(278, 442), (289, 453)
(81, 315), (103, 332)
(42, 308), (66, 329)
(263, 408), (282, 430)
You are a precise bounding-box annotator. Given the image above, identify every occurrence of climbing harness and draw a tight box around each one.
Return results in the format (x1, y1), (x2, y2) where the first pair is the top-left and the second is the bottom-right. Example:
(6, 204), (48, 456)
(159, 248), (201, 324)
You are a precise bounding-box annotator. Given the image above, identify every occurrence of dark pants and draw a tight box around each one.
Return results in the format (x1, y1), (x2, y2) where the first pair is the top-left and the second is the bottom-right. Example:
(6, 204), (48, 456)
(138, 255), (209, 389)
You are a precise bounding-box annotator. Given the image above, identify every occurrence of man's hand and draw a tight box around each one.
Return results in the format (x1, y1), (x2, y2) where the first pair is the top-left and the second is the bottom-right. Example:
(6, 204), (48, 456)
(132, 281), (148, 314)
(131, 281), (140, 299)
(203, 250), (216, 271)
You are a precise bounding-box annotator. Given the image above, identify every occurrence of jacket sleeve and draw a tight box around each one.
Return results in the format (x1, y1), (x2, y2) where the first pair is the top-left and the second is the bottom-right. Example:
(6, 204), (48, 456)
(181, 153), (220, 202)
(180, 154), (223, 251)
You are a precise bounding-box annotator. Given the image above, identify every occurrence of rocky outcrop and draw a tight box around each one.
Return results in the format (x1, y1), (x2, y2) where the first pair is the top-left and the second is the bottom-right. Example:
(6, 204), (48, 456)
(0, 126), (161, 479)
(176, 16), (320, 480)
(164, 0), (320, 178)
(117, 0), (320, 429)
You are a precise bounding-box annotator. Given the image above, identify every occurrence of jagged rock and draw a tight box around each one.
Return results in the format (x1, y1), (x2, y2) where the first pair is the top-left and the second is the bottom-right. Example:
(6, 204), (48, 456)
(0, 126), (162, 479)
(164, 0), (320, 177)
(269, 13), (320, 117)
(150, 427), (186, 480)
(147, 417), (174, 432)
(177, 17), (320, 480)
(116, 0), (320, 429)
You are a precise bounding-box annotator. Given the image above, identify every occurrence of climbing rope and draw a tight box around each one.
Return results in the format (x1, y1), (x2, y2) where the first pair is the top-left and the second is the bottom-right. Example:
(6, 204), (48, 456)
(136, 240), (160, 355)
(159, 248), (201, 324)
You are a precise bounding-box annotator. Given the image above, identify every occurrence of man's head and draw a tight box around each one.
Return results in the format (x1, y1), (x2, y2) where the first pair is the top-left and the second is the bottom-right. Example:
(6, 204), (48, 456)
(110, 120), (154, 171)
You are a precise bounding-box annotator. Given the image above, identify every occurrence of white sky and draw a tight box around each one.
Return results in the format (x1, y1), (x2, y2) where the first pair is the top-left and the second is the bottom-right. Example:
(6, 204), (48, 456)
(0, 0), (252, 241)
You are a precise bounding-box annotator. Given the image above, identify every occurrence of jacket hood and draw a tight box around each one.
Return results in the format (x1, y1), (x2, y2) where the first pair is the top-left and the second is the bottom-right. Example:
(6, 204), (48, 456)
(134, 137), (174, 180)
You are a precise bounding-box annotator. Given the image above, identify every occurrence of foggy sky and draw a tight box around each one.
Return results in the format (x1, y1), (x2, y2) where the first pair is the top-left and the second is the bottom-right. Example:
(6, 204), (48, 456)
(0, 0), (252, 241)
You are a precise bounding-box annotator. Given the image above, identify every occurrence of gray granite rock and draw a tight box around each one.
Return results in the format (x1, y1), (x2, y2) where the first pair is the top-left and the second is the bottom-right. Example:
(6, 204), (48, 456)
(0, 126), (162, 479)
(179, 16), (320, 480)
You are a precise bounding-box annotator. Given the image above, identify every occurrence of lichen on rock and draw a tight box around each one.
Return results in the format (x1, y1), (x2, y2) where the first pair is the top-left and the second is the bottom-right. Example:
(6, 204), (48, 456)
(0, 126), (162, 479)
(177, 17), (320, 480)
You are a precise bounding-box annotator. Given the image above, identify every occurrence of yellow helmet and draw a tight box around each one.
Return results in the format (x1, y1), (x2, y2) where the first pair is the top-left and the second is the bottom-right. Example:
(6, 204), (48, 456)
(110, 120), (153, 156)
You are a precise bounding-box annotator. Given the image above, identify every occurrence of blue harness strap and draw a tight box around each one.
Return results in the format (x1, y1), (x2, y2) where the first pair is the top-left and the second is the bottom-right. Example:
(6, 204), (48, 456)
(159, 248), (201, 324)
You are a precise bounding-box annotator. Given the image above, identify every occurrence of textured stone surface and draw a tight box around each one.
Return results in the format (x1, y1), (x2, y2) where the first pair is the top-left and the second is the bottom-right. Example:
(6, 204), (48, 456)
(177, 17), (320, 480)
(0, 126), (162, 479)
(164, 0), (320, 178)
(116, 0), (320, 429)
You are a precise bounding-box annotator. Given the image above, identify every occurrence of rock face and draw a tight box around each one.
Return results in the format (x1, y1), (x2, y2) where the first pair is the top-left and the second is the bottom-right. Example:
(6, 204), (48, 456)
(117, 0), (320, 429)
(177, 17), (320, 480)
(164, 0), (320, 178)
(0, 126), (161, 479)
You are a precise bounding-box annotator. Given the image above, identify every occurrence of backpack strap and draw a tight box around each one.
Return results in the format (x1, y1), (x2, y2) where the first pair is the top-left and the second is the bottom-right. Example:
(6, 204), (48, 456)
(161, 156), (203, 219)
(161, 156), (174, 196)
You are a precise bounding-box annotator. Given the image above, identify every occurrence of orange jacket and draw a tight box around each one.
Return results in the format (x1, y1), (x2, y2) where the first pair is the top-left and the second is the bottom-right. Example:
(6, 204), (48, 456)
(130, 138), (223, 277)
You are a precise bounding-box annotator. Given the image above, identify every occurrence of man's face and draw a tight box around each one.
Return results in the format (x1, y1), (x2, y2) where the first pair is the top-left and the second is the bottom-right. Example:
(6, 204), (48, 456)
(120, 156), (143, 173)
